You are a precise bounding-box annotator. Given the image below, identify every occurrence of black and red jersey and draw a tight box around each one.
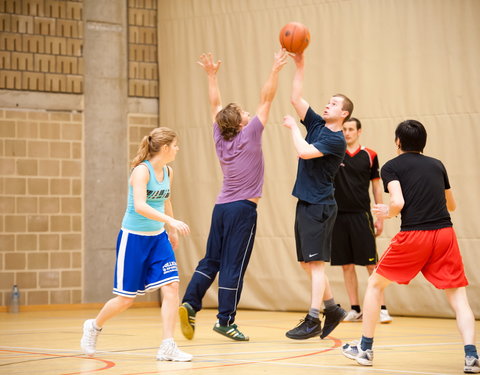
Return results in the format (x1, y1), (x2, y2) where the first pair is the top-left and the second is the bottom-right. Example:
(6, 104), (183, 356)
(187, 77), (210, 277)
(334, 146), (379, 212)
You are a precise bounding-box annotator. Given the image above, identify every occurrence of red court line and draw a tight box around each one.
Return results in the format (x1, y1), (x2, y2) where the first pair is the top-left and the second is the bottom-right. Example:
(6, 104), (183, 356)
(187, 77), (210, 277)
(0, 349), (116, 375)
(126, 336), (343, 375)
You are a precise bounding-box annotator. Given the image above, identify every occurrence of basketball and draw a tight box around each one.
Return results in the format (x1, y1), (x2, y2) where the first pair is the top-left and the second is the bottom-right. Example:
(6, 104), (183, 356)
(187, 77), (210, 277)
(279, 22), (310, 54)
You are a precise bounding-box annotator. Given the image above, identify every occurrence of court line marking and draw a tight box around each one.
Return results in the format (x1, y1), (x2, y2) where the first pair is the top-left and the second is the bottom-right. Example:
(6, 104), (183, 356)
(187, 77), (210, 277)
(1, 338), (473, 374)
(0, 340), (467, 357)
(0, 349), (116, 375)
(0, 340), (463, 375)
(160, 357), (458, 375)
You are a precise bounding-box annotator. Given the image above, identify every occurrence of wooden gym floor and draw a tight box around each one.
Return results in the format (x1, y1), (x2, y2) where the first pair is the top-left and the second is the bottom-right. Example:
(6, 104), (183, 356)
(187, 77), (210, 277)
(1, 307), (478, 374)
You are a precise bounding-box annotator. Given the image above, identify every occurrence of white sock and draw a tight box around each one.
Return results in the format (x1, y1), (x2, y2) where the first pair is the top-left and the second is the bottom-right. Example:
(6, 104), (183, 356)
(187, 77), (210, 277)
(162, 337), (174, 345)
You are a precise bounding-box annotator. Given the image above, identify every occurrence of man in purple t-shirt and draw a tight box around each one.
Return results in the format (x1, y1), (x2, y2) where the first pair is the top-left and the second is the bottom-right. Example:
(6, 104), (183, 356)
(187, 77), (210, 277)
(179, 50), (288, 341)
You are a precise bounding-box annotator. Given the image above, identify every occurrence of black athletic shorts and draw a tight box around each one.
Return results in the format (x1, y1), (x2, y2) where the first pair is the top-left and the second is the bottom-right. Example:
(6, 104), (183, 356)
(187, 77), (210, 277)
(294, 200), (337, 262)
(331, 211), (378, 266)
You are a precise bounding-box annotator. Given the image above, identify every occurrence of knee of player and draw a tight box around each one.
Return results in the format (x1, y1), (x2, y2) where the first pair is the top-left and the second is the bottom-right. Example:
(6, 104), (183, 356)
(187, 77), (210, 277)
(162, 281), (179, 295)
(117, 295), (135, 308)
(199, 257), (220, 270)
(342, 264), (355, 272)
(367, 273), (388, 290)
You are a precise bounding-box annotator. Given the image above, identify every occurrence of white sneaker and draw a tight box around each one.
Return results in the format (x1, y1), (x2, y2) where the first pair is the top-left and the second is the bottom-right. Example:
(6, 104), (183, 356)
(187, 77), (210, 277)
(156, 340), (192, 362)
(80, 319), (101, 356)
(342, 340), (373, 366)
(343, 310), (362, 322)
(380, 309), (393, 324)
(464, 356), (480, 373)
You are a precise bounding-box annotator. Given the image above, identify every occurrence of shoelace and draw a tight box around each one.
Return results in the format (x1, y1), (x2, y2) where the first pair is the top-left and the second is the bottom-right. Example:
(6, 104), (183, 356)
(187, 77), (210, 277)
(294, 318), (306, 327)
(162, 341), (180, 356)
(85, 327), (99, 346)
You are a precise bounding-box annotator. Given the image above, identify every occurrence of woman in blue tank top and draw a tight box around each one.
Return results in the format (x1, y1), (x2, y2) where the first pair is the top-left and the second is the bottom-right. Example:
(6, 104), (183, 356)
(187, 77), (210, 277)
(80, 127), (192, 361)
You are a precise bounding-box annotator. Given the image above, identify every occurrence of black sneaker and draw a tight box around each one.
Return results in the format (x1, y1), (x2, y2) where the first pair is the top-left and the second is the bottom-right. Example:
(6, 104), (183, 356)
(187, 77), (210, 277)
(285, 314), (322, 340)
(320, 305), (347, 339)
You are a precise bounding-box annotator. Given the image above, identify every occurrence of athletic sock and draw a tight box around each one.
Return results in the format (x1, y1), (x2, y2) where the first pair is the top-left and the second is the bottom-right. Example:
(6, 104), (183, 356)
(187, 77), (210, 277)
(308, 308), (320, 319)
(380, 305), (387, 310)
(351, 305), (361, 313)
(465, 344), (479, 359)
(162, 337), (174, 345)
(360, 335), (374, 351)
(93, 321), (102, 331)
(323, 298), (336, 310)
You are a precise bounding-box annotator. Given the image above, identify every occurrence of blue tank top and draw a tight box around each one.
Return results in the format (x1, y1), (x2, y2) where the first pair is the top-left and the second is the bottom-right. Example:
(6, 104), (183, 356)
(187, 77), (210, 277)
(121, 160), (170, 231)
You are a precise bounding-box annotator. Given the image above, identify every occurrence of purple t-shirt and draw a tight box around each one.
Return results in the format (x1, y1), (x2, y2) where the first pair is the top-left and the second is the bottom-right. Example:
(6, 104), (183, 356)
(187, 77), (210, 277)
(214, 115), (264, 204)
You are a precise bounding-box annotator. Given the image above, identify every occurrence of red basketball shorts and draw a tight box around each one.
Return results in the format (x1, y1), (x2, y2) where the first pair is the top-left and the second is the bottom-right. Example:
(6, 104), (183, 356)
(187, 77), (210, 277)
(376, 227), (468, 289)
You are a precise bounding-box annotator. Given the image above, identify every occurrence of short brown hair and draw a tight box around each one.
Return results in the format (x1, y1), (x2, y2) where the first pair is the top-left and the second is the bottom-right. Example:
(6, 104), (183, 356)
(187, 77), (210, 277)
(347, 117), (361, 130)
(333, 94), (354, 123)
(215, 103), (242, 141)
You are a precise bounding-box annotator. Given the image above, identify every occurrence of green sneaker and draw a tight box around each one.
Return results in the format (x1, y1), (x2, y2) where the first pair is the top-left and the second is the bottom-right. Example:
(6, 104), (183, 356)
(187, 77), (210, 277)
(213, 321), (249, 341)
(178, 302), (196, 340)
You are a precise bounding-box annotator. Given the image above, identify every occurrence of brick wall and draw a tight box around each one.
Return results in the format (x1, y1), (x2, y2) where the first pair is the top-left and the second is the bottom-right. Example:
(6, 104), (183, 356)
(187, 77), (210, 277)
(0, 0), (83, 94)
(0, 108), (83, 306)
(128, 0), (158, 98)
(0, 0), (160, 307)
(128, 112), (157, 160)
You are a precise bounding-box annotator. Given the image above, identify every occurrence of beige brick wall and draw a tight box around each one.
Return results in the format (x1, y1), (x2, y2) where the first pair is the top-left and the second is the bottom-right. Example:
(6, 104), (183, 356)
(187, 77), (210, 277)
(127, 0), (158, 98)
(0, 108), (83, 306)
(0, 0), (83, 94)
(128, 112), (157, 161)
(0, 0), (160, 307)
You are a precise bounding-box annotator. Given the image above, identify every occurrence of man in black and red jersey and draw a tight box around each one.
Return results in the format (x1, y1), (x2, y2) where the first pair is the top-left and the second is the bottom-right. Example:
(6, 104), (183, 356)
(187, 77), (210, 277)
(342, 119), (478, 374)
(331, 118), (392, 323)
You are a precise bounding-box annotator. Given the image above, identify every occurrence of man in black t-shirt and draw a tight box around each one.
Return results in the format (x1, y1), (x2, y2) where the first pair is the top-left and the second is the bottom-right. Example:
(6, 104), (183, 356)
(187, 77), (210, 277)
(341, 120), (478, 374)
(331, 118), (392, 324)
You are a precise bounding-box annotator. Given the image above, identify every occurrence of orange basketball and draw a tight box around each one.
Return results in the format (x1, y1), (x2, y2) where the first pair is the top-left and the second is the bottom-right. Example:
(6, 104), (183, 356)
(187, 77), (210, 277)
(279, 22), (310, 54)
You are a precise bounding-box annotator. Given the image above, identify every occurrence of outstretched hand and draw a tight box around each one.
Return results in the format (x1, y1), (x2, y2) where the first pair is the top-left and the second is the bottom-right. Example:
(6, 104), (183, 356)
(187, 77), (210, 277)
(197, 53), (222, 75)
(273, 48), (289, 71)
(282, 115), (298, 130)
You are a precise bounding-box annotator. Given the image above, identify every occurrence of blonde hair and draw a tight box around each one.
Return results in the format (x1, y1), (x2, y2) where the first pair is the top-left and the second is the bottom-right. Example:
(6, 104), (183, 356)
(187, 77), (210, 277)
(131, 127), (177, 168)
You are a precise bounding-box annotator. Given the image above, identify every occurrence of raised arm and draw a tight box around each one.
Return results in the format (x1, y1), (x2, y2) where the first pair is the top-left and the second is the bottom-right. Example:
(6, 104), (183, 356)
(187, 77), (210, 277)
(282, 114), (324, 159)
(197, 53), (222, 123)
(290, 53), (310, 121)
(256, 48), (288, 125)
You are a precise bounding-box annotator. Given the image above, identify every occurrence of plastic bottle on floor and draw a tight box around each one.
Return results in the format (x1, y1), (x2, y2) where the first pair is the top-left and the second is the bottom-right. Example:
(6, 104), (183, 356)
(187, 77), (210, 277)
(8, 285), (20, 313)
